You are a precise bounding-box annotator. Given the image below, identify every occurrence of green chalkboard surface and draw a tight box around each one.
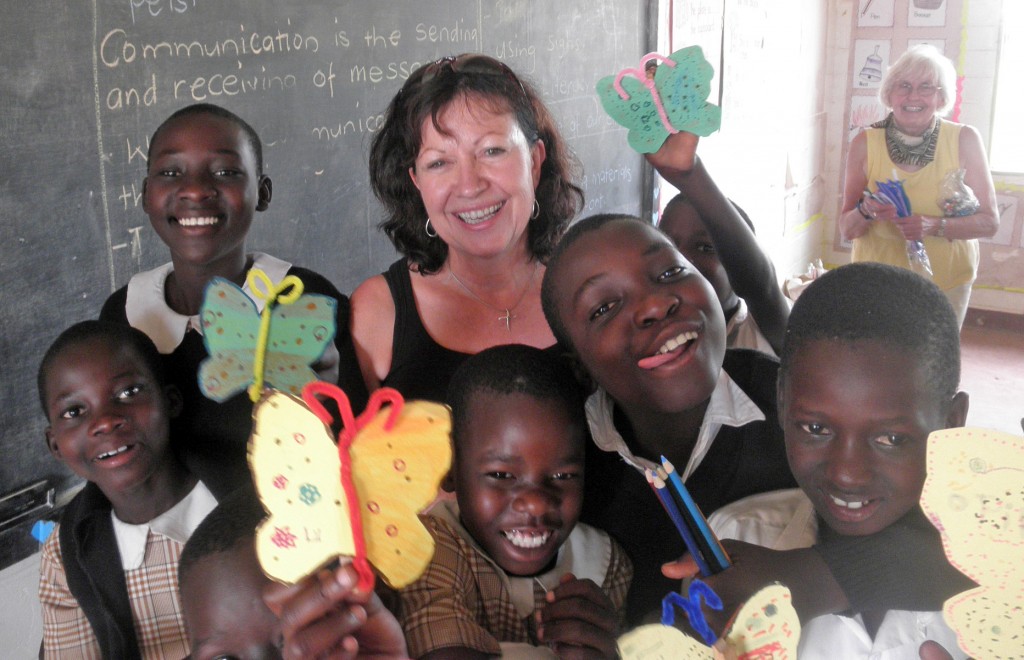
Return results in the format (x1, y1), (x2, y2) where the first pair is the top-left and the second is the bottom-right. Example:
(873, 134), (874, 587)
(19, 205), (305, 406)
(0, 0), (653, 567)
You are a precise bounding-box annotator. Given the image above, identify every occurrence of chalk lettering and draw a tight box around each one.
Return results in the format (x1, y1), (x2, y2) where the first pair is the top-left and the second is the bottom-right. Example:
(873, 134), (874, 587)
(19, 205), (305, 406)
(415, 20), (478, 44)
(312, 62), (336, 98)
(174, 68), (297, 101)
(350, 61), (419, 84)
(364, 26), (400, 48)
(117, 183), (143, 210)
(125, 137), (147, 165)
(546, 32), (582, 54)
(130, 0), (197, 25)
(311, 114), (386, 140)
(101, 25), (319, 67)
(106, 73), (158, 110)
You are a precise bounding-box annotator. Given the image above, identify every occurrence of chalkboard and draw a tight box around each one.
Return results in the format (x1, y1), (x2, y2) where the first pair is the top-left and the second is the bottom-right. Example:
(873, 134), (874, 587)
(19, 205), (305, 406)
(0, 0), (654, 567)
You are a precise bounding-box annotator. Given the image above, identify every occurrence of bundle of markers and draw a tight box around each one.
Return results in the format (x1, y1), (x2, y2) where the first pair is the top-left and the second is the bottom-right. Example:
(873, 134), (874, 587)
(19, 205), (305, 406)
(870, 178), (933, 277)
(645, 457), (730, 576)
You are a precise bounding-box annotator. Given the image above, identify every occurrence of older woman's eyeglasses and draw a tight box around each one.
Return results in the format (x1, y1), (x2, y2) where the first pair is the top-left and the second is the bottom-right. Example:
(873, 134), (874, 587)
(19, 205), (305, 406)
(894, 81), (941, 97)
(420, 54), (527, 97)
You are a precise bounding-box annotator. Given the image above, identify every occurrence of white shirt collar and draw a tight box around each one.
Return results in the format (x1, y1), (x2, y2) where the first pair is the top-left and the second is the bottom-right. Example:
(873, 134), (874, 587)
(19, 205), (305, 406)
(111, 480), (218, 570)
(585, 369), (766, 479)
(125, 252), (292, 353)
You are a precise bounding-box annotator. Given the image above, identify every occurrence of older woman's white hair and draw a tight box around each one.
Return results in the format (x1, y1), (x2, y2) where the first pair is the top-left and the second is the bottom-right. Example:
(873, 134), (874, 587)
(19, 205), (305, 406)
(878, 44), (957, 116)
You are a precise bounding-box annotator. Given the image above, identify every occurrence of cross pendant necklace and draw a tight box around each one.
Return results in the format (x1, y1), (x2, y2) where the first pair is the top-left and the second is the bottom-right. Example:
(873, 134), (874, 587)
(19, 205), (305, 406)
(448, 263), (538, 332)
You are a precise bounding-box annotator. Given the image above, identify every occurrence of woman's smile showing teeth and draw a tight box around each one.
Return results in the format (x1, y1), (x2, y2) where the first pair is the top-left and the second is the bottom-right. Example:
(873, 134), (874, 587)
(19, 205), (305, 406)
(457, 202), (503, 225)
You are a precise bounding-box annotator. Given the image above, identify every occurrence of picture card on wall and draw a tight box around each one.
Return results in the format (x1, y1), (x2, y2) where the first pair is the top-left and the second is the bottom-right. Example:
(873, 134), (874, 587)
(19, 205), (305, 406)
(857, 0), (895, 27)
(908, 0), (947, 27)
(848, 95), (886, 143)
(853, 40), (890, 90)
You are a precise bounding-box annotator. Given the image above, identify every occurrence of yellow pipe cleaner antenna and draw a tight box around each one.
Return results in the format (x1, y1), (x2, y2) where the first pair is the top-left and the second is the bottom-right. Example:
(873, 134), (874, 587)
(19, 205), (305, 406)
(246, 269), (305, 402)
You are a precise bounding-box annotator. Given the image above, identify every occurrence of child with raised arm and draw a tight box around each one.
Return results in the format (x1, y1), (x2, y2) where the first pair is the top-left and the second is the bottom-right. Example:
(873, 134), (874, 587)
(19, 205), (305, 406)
(658, 182), (789, 356)
(37, 321), (217, 658)
(398, 344), (632, 658)
(701, 262), (970, 657)
(99, 103), (366, 497)
(178, 486), (408, 660)
(540, 136), (974, 627)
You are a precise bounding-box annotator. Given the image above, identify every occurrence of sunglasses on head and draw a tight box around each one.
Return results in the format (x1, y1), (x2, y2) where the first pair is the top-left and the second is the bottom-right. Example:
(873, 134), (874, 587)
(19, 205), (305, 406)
(419, 53), (528, 98)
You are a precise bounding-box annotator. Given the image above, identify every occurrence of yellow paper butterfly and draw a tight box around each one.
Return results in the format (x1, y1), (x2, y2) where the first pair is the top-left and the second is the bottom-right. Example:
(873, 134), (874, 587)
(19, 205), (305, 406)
(920, 427), (1024, 659)
(249, 382), (452, 590)
(617, 584), (800, 659)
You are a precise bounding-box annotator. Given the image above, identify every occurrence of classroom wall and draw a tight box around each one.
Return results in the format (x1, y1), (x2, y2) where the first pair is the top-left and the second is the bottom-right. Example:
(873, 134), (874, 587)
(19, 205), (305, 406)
(822, 0), (1024, 315)
(659, 0), (831, 287)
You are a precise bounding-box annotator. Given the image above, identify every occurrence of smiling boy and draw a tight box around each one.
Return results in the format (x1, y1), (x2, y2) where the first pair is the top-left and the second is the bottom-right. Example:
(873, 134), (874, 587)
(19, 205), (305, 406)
(37, 321), (216, 658)
(398, 345), (632, 658)
(706, 262), (970, 657)
(541, 213), (794, 621)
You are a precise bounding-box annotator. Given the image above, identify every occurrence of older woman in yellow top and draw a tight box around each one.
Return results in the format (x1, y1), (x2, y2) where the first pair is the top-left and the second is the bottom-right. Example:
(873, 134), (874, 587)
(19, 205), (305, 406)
(840, 45), (998, 327)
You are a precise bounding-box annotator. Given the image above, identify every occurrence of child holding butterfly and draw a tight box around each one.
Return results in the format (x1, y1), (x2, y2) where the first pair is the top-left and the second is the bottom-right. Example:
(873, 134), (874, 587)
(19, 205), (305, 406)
(99, 103), (366, 496)
(540, 131), (977, 630)
(690, 263), (971, 657)
(37, 321), (217, 658)
(398, 345), (632, 658)
(179, 486), (408, 660)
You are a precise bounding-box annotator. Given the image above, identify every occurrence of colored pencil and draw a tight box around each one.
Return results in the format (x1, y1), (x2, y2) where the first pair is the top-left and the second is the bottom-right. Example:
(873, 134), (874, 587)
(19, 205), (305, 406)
(645, 468), (712, 576)
(660, 457), (731, 573)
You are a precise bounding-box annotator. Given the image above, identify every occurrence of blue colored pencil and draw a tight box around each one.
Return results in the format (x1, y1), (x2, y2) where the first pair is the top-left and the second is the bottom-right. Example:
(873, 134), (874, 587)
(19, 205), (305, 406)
(644, 468), (712, 577)
(660, 457), (731, 573)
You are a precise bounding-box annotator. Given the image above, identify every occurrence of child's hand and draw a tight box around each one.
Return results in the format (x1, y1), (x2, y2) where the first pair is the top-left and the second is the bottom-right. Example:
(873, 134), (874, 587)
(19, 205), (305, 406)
(535, 573), (619, 659)
(264, 563), (408, 660)
(918, 640), (955, 660)
(644, 130), (701, 182)
(661, 540), (845, 635)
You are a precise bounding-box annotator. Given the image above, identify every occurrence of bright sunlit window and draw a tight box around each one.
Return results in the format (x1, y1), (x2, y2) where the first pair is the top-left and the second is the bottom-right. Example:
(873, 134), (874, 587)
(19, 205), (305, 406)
(988, 0), (1023, 173)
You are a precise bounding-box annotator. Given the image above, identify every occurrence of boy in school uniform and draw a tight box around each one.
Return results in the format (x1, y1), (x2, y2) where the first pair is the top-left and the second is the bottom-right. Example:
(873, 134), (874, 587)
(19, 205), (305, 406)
(702, 262), (969, 657)
(37, 320), (217, 658)
(540, 138), (974, 627)
(178, 486), (408, 660)
(398, 345), (632, 658)
(541, 210), (795, 623)
(99, 103), (366, 497)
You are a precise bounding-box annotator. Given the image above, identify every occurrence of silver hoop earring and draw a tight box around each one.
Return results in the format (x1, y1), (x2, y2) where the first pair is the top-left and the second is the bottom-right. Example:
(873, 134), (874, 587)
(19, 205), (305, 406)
(425, 218), (437, 238)
(531, 199), (540, 220)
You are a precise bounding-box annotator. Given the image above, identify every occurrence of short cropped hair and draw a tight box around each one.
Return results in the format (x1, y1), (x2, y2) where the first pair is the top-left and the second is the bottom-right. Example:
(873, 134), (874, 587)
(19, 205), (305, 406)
(780, 262), (960, 404)
(37, 320), (167, 415)
(540, 213), (650, 349)
(446, 344), (587, 455)
(178, 486), (265, 587)
(369, 54), (584, 275)
(661, 193), (756, 234)
(147, 103), (264, 174)
(879, 45), (957, 116)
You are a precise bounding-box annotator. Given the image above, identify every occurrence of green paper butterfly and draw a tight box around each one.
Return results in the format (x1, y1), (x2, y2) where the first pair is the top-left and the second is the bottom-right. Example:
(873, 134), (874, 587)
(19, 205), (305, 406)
(596, 46), (722, 154)
(198, 269), (336, 403)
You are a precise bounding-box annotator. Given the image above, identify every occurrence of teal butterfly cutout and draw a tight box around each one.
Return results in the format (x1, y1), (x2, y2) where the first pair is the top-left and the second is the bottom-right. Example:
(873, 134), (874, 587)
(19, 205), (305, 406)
(198, 269), (336, 403)
(596, 46), (722, 154)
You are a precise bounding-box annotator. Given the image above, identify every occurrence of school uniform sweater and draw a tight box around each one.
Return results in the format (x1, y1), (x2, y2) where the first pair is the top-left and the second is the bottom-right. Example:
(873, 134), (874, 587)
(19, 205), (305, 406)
(581, 349), (795, 623)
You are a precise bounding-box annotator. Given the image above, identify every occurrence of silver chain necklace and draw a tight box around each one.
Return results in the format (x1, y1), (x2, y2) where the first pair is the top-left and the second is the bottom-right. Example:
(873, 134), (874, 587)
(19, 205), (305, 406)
(447, 262), (538, 331)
